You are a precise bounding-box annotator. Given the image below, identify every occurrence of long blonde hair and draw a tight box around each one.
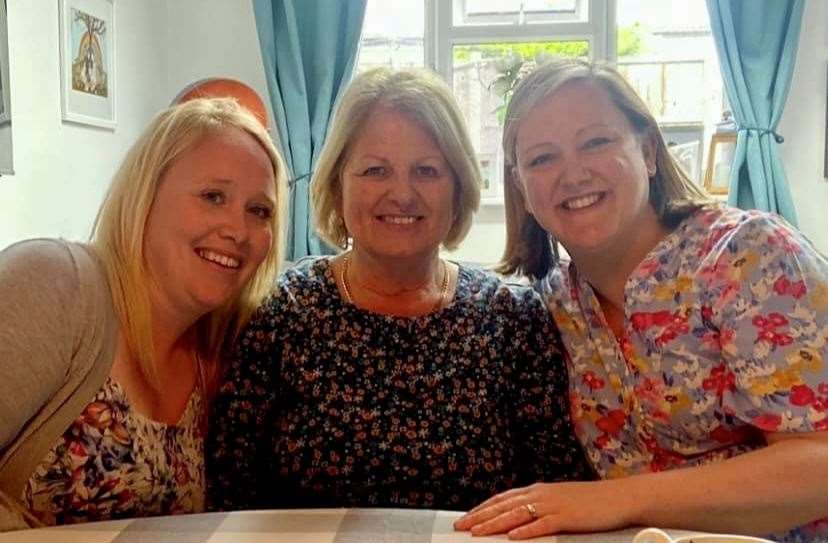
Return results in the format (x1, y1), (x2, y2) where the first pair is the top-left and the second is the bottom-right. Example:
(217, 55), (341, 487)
(497, 58), (712, 280)
(311, 67), (482, 251)
(91, 98), (287, 390)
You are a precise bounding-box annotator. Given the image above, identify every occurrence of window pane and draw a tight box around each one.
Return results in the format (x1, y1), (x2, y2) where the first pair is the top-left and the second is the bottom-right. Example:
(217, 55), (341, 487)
(454, 0), (586, 26)
(357, 0), (424, 72)
(452, 42), (589, 199)
(616, 0), (724, 185)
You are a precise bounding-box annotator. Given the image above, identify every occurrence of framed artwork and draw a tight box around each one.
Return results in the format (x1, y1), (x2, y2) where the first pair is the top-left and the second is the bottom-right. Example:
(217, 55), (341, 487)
(0, 0), (10, 125)
(703, 132), (737, 195)
(59, 0), (115, 129)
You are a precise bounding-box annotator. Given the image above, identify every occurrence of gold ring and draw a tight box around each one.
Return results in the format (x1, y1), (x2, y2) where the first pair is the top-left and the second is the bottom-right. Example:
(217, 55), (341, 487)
(524, 502), (538, 520)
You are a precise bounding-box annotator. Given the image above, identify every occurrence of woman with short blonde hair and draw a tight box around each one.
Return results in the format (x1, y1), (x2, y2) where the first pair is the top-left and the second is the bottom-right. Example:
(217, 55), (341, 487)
(312, 67), (481, 251)
(207, 67), (593, 512)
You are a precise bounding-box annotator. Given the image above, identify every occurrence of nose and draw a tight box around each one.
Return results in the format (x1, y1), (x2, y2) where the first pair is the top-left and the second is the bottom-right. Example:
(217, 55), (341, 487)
(559, 155), (590, 187)
(217, 205), (249, 244)
(385, 171), (419, 207)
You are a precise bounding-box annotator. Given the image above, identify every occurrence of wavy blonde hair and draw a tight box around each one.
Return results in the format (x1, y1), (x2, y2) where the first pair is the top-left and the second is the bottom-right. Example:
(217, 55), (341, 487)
(311, 67), (481, 251)
(91, 97), (287, 390)
(497, 57), (712, 279)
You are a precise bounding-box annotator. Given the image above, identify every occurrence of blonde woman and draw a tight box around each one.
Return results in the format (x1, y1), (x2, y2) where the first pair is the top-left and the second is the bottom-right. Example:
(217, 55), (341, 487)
(207, 68), (593, 512)
(455, 58), (828, 541)
(0, 98), (287, 529)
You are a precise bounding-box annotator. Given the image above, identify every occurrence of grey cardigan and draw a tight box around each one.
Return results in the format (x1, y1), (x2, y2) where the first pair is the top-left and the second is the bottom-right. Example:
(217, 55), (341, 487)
(0, 240), (118, 530)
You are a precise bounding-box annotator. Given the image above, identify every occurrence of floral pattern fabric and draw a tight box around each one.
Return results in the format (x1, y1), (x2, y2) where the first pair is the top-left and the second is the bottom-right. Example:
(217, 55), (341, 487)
(23, 377), (205, 525)
(207, 258), (593, 512)
(541, 205), (828, 542)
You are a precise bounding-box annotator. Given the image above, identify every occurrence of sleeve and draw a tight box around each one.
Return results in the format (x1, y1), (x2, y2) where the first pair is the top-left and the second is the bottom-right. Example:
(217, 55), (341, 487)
(506, 286), (596, 484)
(703, 213), (828, 433)
(205, 293), (282, 511)
(0, 240), (79, 451)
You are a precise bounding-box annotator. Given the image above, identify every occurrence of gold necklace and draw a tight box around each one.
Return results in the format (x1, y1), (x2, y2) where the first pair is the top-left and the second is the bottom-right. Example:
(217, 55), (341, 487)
(340, 253), (450, 313)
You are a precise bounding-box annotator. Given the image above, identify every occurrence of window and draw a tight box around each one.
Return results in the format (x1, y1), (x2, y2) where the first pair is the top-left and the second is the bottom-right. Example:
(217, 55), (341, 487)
(356, 0), (725, 263)
(616, 0), (724, 185)
(357, 0), (425, 72)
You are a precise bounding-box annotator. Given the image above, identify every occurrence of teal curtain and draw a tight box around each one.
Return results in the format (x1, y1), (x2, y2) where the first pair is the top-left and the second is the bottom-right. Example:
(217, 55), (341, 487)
(252, 0), (367, 259)
(706, 0), (804, 225)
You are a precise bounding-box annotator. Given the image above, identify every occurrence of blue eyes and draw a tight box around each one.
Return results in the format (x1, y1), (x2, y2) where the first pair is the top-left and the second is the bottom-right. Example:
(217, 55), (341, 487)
(584, 136), (612, 149)
(200, 190), (272, 220)
(358, 165), (442, 178)
(361, 166), (388, 176)
(525, 137), (614, 167)
(202, 190), (225, 204)
(248, 205), (272, 220)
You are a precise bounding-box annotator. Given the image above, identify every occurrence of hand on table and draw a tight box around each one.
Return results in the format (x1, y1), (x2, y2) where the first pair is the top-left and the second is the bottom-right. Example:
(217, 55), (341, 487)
(453, 481), (638, 540)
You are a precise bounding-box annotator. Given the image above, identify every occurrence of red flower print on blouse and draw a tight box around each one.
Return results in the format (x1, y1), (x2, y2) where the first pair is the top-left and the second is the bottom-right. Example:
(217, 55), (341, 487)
(773, 276), (807, 299)
(790, 384), (817, 406)
(596, 409), (626, 436)
(752, 312), (793, 346)
(752, 413), (782, 432)
(702, 363), (736, 396)
(582, 371), (605, 390)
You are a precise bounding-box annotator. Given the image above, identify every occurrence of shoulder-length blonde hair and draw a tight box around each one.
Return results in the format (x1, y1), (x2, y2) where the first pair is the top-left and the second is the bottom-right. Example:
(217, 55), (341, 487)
(497, 57), (713, 280)
(311, 67), (481, 251)
(91, 97), (287, 390)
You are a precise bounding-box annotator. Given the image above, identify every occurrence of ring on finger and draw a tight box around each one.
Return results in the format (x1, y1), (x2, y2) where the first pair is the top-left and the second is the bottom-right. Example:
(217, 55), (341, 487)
(523, 502), (538, 520)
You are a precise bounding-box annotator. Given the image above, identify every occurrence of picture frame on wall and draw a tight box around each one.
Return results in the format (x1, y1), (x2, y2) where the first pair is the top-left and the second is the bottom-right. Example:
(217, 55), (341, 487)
(59, 0), (116, 129)
(0, 0), (10, 126)
(703, 132), (737, 196)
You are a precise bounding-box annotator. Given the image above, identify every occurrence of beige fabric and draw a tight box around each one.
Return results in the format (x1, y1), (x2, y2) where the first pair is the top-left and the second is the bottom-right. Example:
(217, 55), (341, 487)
(0, 240), (118, 531)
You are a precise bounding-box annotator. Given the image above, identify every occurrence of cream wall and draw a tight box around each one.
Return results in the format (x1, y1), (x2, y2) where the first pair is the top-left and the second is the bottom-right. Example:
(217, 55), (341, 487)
(778, 0), (828, 254)
(0, 0), (169, 249)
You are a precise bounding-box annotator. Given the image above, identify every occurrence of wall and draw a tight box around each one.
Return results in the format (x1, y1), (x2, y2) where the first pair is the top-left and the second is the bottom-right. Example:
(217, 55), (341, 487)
(778, 0), (828, 254)
(161, 0), (272, 127)
(0, 0), (169, 249)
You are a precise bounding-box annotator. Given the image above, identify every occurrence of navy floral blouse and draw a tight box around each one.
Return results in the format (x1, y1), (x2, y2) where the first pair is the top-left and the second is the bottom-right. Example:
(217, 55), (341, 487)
(207, 258), (592, 511)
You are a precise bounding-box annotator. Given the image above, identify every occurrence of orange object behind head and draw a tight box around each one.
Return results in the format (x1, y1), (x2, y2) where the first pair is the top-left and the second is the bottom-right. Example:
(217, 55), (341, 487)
(172, 78), (270, 129)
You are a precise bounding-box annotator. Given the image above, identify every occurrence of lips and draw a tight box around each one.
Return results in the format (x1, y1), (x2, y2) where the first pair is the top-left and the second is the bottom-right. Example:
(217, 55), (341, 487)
(196, 248), (242, 269)
(559, 191), (606, 211)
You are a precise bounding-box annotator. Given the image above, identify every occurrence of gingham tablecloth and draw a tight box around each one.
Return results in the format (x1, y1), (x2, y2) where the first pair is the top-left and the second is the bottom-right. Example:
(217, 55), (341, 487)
(0, 508), (677, 543)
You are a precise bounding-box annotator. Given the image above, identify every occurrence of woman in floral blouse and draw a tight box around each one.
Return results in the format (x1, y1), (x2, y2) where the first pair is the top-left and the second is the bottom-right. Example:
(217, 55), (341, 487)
(455, 58), (828, 542)
(206, 68), (593, 512)
(0, 98), (287, 529)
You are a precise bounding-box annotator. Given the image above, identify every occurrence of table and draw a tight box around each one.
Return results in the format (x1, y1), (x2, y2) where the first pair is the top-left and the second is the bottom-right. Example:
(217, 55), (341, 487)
(0, 509), (702, 543)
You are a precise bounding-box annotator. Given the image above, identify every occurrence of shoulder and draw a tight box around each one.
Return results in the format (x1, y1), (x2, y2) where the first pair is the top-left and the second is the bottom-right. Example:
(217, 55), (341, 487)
(249, 256), (335, 323)
(0, 239), (103, 298)
(456, 263), (549, 319)
(684, 205), (815, 259)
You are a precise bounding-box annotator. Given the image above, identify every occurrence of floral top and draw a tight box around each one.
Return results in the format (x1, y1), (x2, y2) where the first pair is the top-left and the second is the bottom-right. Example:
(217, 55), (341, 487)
(207, 258), (593, 512)
(22, 377), (205, 525)
(541, 206), (828, 542)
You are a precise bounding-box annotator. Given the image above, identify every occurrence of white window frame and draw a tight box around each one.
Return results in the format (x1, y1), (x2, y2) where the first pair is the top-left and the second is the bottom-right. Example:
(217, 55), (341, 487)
(425, 0), (616, 80)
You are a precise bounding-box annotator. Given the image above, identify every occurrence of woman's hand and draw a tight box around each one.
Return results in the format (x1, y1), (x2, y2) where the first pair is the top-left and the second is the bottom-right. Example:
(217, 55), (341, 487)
(453, 480), (640, 540)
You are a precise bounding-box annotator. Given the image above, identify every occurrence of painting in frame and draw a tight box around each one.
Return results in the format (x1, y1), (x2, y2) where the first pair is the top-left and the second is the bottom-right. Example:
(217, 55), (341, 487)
(703, 132), (737, 196)
(59, 0), (115, 129)
(0, 0), (10, 126)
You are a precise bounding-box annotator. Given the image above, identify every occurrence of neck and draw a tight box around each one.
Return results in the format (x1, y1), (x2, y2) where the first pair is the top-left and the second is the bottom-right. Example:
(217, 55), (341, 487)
(568, 209), (669, 309)
(348, 246), (442, 296)
(147, 288), (203, 366)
